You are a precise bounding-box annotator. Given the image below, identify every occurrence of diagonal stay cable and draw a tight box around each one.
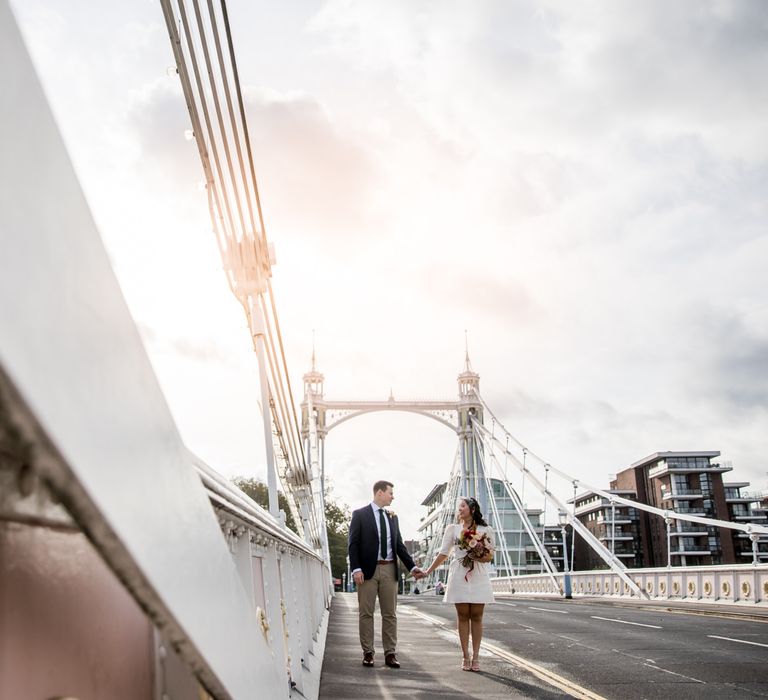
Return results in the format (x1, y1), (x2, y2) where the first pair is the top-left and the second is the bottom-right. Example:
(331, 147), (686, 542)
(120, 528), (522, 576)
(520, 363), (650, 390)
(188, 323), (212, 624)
(476, 393), (768, 536)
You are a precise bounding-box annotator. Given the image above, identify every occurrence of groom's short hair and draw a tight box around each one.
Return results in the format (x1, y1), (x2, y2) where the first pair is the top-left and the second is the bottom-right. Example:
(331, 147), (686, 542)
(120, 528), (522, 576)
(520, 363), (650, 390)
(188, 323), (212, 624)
(373, 480), (393, 494)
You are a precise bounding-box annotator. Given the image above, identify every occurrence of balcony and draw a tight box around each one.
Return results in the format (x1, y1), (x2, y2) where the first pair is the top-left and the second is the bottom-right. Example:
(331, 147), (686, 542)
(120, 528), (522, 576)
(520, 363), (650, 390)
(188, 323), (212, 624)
(725, 494), (761, 504)
(669, 526), (708, 536)
(649, 462), (733, 478)
(671, 506), (706, 515)
(670, 546), (711, 555)
(596, 514), (631, 525)
(598, 534), (635, 542)
(660, 488), (702, 500)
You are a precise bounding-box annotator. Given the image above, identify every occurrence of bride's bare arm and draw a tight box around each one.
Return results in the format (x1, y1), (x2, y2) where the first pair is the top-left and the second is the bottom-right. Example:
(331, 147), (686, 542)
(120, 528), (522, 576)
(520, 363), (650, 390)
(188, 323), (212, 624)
(425, 553), (448, 575)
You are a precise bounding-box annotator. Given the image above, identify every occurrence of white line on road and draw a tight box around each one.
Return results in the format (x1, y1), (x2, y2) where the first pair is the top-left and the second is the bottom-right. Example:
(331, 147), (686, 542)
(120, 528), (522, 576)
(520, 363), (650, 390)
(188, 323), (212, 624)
(495, 601), (518, 607)
(529, 606), (569, 614)
(591, 616), (662, 629)
(643, 662), (705, 684)
(708, 635), (768, 649)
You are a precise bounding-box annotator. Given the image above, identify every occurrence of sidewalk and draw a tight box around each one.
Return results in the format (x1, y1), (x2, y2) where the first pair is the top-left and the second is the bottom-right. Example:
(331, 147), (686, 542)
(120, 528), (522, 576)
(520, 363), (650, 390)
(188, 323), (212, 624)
(318, 594), (574, 700)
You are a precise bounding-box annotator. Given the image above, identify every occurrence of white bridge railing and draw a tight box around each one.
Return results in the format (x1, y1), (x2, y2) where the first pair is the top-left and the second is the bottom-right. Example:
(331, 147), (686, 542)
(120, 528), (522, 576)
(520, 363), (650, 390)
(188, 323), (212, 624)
(196, 457), (331, 698)
(492, 564), (768, 605)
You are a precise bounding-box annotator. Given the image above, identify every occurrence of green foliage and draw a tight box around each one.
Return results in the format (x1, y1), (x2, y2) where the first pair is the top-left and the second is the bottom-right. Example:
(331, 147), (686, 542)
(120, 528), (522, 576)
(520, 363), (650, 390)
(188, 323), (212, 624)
(232, 476), (299, 535)
(324, 487), (351, 580)
(231, 477), (351, 580)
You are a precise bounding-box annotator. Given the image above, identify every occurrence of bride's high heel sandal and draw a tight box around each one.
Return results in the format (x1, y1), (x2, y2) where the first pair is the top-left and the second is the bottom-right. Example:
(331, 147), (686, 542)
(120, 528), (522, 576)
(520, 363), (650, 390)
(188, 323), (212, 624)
(461, 657), (471, 671)
(470, 657), (480, 672)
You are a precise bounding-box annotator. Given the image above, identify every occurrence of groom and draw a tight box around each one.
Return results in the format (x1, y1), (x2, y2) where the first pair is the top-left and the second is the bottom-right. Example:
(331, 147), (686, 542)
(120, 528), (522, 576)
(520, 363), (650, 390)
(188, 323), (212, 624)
(348, 480), (423, 668)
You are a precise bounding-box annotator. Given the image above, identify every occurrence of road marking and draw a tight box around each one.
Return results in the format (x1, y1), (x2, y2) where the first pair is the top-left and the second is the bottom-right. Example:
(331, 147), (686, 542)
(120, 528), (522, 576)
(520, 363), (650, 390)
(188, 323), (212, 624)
(642, 662), (705, 684)
(515, 622), (539, 632)
(495, 601), (518, 607)
(408, 607), (605, 700)
(708, 634), (768, 649)
(529, 606), (569, 614)
(591, 615), (662, 629)
(610, 649), (705, 684)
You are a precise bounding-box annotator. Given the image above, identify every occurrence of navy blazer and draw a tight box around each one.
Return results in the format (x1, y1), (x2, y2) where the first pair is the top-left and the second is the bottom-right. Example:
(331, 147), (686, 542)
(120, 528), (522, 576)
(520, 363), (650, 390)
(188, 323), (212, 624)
(348, 505), (416, 581)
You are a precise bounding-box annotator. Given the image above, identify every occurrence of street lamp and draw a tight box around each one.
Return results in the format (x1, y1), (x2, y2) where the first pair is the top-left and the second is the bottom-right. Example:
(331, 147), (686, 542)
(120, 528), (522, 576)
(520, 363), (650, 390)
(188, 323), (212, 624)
(558, 510), (572, 599)
(400, 572), (405, 595)
(346, 555), (351, 592)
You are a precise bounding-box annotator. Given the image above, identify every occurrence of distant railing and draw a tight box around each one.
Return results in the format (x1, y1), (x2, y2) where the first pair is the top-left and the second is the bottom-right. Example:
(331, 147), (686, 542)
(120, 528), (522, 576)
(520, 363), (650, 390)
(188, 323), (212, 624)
(492, 564), (768, 605)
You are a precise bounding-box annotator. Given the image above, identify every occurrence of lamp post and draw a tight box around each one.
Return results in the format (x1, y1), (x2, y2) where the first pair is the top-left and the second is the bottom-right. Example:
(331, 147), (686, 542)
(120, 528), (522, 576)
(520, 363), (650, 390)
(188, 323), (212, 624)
(400, 572), (405, 595)
(342, 572), (347, 593)
(558, 510), (572, 599)
(346, 555), (351, 592)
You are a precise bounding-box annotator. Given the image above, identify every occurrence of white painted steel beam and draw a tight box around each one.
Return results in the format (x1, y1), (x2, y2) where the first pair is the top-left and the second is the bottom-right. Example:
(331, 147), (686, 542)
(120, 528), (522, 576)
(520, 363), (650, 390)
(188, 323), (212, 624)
(0, 5), (280, 697)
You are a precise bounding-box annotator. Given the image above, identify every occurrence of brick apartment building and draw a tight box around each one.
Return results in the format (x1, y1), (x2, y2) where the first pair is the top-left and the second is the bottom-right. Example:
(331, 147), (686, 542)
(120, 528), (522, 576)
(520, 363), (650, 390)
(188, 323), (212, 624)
(572, 451), (768, 569)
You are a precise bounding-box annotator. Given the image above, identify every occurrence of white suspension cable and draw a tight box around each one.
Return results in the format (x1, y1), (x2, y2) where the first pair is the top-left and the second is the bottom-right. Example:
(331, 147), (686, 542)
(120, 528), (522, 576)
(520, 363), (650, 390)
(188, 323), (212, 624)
(540, 464), (550, 573)
(516, 447), (527, 574)
(473, 420), (646, 598)
(472, 422), (560, 591)
(476, 393), (768, 537)
(159, 0), (327, 554)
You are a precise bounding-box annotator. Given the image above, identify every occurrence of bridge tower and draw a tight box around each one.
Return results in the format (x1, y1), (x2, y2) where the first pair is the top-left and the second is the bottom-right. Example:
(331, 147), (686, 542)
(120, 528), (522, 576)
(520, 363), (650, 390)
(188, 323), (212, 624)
(301, 347), (327, 491)
(457, 349), (487, 515)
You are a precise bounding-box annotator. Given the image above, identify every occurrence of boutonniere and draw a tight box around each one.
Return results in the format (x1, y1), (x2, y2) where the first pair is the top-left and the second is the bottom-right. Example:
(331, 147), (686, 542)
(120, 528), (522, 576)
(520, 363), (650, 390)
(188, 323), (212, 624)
(385, 509), (396, 519)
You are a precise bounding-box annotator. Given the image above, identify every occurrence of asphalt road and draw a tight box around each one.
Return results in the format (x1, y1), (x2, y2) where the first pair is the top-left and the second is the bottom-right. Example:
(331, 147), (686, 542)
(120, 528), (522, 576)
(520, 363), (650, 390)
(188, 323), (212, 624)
(399, 595), (768, 699)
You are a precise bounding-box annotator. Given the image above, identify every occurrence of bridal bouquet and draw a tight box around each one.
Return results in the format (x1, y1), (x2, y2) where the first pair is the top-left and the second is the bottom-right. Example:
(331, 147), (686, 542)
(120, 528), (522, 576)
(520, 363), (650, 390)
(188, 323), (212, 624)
(457, 529), (493, 581)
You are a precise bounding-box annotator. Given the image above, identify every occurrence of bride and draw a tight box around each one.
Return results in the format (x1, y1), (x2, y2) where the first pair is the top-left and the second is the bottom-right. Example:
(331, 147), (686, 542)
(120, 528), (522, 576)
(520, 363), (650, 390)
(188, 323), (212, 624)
(423, 496), (495, 672)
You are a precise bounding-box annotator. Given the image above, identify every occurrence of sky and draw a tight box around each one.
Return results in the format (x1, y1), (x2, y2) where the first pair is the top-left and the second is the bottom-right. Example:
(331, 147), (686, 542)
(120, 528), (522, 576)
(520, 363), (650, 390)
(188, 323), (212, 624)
(11, 0), (768, 539)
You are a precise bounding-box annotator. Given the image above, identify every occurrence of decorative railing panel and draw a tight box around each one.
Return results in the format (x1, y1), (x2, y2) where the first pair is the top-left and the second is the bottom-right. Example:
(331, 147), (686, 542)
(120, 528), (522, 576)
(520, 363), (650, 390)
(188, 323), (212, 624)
(492, 565), (768, 605)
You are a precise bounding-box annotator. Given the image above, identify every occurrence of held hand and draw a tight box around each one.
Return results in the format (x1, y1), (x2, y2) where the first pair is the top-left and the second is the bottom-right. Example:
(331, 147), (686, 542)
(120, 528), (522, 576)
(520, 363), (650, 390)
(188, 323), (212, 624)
(353, 571), (365, 586)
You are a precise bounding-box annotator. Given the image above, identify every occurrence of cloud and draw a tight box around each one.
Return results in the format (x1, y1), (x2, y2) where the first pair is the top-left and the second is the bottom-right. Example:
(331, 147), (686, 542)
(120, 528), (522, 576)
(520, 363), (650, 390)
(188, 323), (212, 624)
(127, 81), (382, 248)
(420, 269), (540, 324)
(243, 89), (383, 243)
(686, 304), (768, 413)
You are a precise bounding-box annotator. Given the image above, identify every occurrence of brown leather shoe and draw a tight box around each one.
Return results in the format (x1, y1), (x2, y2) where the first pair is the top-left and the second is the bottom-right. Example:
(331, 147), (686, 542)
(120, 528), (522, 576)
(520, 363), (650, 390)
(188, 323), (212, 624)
(385, 653), (400, 668)
(362, 651), (374, 667)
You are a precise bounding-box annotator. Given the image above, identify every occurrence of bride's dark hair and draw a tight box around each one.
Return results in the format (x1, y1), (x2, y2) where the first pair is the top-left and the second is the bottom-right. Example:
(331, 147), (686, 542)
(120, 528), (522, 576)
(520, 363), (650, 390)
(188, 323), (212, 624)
(459, 496), (488, 527)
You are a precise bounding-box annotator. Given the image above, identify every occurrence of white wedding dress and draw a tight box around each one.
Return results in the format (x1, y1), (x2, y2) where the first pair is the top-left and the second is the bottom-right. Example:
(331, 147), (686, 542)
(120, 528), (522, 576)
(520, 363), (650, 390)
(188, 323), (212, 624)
(438, 523), (495, 604)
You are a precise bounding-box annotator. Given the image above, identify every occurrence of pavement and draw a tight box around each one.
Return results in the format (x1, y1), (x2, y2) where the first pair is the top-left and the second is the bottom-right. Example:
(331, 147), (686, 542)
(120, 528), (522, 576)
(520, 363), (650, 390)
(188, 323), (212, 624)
(318, 593), (768, 700)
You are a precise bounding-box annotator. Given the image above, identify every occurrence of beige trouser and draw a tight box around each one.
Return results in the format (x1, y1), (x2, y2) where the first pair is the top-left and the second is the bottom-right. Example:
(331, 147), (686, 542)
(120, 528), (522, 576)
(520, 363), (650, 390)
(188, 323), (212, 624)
(357, 562), (398, 655)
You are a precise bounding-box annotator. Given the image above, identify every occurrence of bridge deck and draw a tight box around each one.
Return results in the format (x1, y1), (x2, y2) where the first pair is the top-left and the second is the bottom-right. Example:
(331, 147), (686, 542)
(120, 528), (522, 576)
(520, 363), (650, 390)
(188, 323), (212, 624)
(318, 593), (571, 699)
(319, 593), (768, 700)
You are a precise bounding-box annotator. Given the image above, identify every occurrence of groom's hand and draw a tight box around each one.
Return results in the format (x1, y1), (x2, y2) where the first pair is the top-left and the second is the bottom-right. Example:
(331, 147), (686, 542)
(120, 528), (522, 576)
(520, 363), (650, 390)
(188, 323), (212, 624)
(353, 571), (365, 586)
(411, 567), (425, 580)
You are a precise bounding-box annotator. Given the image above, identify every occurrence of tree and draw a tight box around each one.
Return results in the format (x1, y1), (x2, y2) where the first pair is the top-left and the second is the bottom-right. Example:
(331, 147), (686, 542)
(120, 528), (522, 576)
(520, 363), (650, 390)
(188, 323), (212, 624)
(232, 476), (299, 535)
(231, 477), (351, 581)
(324, 488), (351, 581)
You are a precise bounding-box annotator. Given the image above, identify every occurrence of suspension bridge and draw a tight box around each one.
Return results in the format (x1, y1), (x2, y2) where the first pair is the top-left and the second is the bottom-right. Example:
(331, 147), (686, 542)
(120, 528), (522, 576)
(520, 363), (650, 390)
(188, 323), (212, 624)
(1, 1), (767, 699)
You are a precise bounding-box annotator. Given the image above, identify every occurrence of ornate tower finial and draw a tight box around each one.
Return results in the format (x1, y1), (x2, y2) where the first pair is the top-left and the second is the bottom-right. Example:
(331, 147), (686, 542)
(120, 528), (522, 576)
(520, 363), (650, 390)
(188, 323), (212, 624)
(303, 330), (324, 400)
(464, 329), (472, 371)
